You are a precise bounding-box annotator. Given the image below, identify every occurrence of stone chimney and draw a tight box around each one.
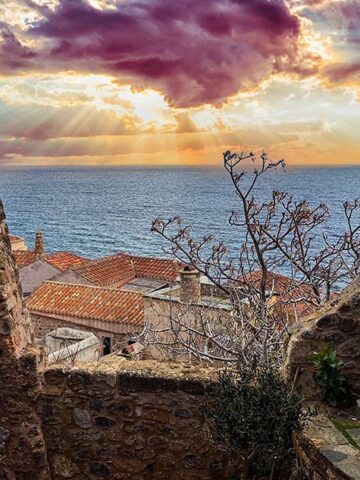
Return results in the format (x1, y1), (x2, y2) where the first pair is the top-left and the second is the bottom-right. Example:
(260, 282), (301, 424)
(34, 230), (44, 255)
(179, 266), (201, 303)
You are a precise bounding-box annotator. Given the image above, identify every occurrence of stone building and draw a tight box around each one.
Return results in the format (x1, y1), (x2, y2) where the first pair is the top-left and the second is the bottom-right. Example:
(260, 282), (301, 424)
(144, 268), (234, 359)
(27, 281), (144, 354)
(24, 251), (181, 355)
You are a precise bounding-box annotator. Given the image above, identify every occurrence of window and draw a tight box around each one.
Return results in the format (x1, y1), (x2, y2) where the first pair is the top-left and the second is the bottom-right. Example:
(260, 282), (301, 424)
(103, 337), (111, 356)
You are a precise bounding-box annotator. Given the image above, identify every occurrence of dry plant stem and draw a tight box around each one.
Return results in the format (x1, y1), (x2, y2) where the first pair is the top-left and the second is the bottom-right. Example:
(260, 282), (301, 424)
(149, 150), (359, 367)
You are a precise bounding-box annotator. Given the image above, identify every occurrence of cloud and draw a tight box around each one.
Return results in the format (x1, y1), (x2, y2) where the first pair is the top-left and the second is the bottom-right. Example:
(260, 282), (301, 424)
(0, 100), (138, 139)
(0, 26), (35, 73)
(175, 112), (198, 133)
(324, 62), (360, 85)
(1, 0), (303, 107)
(300, 1), (360, 86)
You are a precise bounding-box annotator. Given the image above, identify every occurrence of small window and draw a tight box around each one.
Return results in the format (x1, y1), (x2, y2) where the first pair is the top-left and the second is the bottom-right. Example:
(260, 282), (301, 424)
(103, 337), (111, 356)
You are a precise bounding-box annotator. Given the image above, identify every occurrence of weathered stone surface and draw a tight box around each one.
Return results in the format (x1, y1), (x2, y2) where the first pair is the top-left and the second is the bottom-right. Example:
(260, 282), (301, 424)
(0, 200), (50, 479)
(38, 358), (227, 479)
(293, 416), (360, 480)
(284, 276), (360, 399)
(0, 426), (10, 445)
(337, 338), (360, 357)
(72, 409), (92, 429)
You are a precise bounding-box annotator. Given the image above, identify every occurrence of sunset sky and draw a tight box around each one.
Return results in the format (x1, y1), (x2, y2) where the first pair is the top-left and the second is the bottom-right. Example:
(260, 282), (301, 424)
(0, 0), (359, 167)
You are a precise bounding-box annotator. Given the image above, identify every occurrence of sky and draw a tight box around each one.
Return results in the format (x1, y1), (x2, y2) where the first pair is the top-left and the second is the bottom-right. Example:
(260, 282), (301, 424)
(0, 0), (359, 167)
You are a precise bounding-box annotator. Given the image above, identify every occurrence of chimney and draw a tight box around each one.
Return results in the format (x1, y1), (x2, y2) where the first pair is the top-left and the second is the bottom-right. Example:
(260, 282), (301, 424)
(180, 266), (201, 303)
(34, 230), (44, 255)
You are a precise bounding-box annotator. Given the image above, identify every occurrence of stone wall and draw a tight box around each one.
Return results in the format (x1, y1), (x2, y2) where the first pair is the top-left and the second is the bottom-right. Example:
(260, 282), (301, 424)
(0, 200), (50, 479)
(32, 313), (75, 340)
(38, 358), (228, 480)
(293, 415), (360, 480)
(284, 277), (360, 400)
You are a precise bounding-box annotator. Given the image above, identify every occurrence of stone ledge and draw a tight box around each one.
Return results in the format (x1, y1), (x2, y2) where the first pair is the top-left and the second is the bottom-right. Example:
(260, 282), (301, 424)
(43, 357), (217, 395)
(295, 415), (360, 480)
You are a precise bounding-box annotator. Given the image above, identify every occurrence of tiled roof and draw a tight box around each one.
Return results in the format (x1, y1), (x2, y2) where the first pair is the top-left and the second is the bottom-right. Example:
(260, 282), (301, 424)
(9, 235), (24, 244)
(72, 253), (181, 287)
(27, 282), (144, 326)
(279, 283), (318, 319)
(45, 252), (88, 271)
(73, 254), (135, 286)
(237, 271), (296, 294)
(14, 250), (88, 271)
(131, 255), (181, 282)
(13, 251), (39, 268)
(236, 271), (318, 320)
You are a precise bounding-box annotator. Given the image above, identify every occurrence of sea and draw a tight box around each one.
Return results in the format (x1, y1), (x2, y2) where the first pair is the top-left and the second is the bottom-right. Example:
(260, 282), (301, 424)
(0, 166), (359, 260)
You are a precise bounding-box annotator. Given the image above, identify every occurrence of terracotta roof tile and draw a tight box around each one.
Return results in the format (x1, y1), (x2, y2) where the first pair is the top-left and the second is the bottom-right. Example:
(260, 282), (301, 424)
(45, 252), (88, 271)
(9, 235), (24, 244)
(236, 271), (318, 320)
(13, 251), (39, 268)
(72, 253), (181, 286)
(73, 254), (135, 286)
(237, 271), (296, 294)
(27, 282), (144, 326)
(130, 255), (181, 282)
(14, 251), (88, 271)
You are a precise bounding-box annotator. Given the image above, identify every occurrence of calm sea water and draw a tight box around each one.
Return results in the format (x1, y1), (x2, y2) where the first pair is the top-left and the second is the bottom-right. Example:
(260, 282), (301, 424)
(0, 167), (359, 259)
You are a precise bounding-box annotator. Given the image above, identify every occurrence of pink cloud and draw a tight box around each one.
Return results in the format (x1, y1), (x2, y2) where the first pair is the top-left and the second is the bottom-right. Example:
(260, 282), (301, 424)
(300, 0), (360, 86)
(0, 27), (35, 72)
(324, 62), (360, 84)
(3, 0), (301, 107)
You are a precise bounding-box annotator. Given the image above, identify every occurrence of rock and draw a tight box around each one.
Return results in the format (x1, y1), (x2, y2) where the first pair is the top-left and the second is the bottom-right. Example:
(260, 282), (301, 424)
(72, 408), (92, 429)
(175, 408), (192, 418)
(0, 426), (10, 444)
(95, 416), (116, 428)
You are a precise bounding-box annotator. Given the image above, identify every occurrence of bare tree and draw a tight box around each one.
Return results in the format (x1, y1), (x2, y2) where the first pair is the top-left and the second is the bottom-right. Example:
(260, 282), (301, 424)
(147, 151), (359, 366)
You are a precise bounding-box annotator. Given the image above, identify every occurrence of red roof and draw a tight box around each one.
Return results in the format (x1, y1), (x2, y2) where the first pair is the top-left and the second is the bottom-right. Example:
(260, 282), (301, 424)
(9, 235), (24, 244)
(14, 251), (88, 271)
(45, 252), (88, 271)
(13, 251), (39, 268)
(73, 254), (135, 287)
(237, 271), (296, 294)
(27, 282), (143, 326)
(131, 255), (180, 282)
(71, 253), (181, 287)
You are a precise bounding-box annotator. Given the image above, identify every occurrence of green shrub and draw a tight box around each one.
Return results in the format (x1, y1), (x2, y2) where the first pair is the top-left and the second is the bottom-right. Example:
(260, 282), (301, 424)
(201, 362), (309, 480)
(312, 347), (357, 407)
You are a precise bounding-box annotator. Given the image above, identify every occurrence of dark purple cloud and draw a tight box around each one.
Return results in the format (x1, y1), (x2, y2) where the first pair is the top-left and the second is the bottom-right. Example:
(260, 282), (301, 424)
(2, 0), (301, 107)
(0, 26), (35, 72)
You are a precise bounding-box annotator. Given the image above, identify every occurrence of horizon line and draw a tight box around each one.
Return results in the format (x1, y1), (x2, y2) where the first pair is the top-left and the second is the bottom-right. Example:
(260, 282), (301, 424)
(0, 163), (359, 171)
